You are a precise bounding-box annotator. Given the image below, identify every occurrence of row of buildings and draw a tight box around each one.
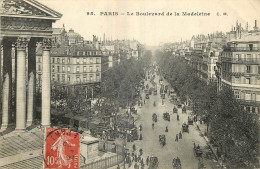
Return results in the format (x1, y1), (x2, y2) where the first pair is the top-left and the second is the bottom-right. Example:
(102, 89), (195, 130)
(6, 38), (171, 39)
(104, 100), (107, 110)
(36, 26), (142, 98)
(162, 20), (260, 113)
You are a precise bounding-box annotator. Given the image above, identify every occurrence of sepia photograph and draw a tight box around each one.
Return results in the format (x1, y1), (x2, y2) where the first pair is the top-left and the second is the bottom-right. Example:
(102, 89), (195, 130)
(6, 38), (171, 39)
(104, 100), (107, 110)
(0, 0), (259, 168)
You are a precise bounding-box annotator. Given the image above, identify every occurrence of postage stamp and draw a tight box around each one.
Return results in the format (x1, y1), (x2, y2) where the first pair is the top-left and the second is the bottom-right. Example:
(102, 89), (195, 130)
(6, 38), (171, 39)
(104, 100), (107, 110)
(44, 128), (80, 169)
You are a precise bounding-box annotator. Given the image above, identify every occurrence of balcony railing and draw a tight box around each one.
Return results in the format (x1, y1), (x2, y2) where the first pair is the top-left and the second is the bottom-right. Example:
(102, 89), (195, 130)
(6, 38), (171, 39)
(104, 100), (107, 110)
(220, 57), (260, 64)
(224, 47), (260, 51)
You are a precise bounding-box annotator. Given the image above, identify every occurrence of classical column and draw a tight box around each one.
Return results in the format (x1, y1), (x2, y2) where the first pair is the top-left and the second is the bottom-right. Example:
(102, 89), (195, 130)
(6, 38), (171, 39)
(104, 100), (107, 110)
(26, 39), (37, 127)
(0, 38), (2, 115)
(15, 37), (29, 130)
(41, 38), (52, 126)
(1, 38), (13, 129)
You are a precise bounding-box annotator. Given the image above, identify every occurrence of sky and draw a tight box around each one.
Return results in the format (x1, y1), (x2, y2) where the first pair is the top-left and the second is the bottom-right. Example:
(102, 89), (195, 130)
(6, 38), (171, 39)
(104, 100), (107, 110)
(39, 0), (260, 46)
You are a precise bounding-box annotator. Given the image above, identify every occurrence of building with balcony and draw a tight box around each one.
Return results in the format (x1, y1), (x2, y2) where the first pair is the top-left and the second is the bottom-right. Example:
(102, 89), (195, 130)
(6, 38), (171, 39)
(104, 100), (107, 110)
(36, 44), (102, 98)
(216, 20), (260, 113)
(185, 32), (225, 83)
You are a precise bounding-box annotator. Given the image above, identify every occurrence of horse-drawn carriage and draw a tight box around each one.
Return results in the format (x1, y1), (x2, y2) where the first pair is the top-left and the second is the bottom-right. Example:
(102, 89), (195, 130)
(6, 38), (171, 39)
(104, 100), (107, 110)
(172, 157), (181, 169)
(159, 135), (166, 146)
(149, 156), (159, 169)
(182, 123), (189, 133)
(188, 116), (194, 125)
(163, 112), (170, 121)
(194, 143), (203, 157)
(173, 106), (178, 113)
(152, 113), (158, 122)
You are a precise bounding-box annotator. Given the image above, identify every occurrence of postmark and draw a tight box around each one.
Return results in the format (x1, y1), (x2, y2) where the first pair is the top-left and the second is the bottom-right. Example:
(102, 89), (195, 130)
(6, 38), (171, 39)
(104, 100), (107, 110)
(44, 128), (80, 169)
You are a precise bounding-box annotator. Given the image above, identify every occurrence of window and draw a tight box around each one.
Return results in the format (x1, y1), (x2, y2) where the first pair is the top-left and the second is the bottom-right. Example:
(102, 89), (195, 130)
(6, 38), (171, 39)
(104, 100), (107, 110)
(76, 76), (80, 82)
(67, 75), (70, 82)
(234, 91), (240, 99)
(235, 77), (240, 84)
(77, 58), (80, 64)
(246, 78), (251, 84)
(57, 58), (60, 63)
(52, 65), (55, 72)
(83, 51), (86, 55)
(96, 74), (100, 81)
(77, 51), (80, 56)
(57, 74), (60, 82)
(213, 66), (216, 71)
(62, 74), (65, 82)
(76, 66), (80, 73)
(52, 58), (55, 63)
(38, 65), (41, 71)
(258, 66), (260, 74)
(62, 59), (65, 63)
(90, 58), (93, 64)
(67, 66), (70, 72)
(249, 44), (253, 51)
(52, 75), (55, 81)
(90, 75), (93, 81)
(96, 66), (99, 72)
(89, 66), (93, 72)
(96, 58), (100, 63)
(57, 66), (60, 72)
(38, 57), (41, 63)
(67, 58), (70, 63)
(83, 66), (86, 72)
(62, 66), (65, 72)
(83, 58), (86, 64)
(246, 54), (251, 61)
(245, 93), (251, 101)
(83, 76), (86, 82)
(246, 66), (251, 73)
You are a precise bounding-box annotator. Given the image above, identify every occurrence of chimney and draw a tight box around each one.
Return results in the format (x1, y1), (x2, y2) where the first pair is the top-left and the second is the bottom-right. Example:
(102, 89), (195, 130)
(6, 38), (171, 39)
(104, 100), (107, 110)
(254, 20), (258, 29)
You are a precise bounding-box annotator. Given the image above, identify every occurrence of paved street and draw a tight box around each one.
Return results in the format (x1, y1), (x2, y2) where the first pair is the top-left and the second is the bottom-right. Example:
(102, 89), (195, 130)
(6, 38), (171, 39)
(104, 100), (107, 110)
(124, 72), (212, 169)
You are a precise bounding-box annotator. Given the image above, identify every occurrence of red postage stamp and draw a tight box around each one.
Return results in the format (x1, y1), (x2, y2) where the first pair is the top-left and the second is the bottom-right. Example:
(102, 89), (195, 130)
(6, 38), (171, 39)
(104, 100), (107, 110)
(44, 128), (80, 169)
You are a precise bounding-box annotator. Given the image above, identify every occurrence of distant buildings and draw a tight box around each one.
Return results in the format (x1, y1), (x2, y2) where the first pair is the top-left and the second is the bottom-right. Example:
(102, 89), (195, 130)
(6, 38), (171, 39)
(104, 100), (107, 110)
(183, 32), (226, 83)
(216, 20), (260, 113)
(36, 27), (143, 99)
(162, 20), (260, 113)
(36, 28), (102, 99)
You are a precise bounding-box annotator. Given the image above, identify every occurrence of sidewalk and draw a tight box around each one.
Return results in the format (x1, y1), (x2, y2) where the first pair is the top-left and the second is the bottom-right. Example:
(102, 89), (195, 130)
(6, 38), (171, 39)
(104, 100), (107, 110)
(195, 120), (226, 169)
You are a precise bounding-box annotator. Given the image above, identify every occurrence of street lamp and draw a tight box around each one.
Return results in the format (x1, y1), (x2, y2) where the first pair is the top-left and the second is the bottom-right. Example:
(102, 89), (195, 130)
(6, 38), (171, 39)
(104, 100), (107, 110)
(123, 145), (126, 169)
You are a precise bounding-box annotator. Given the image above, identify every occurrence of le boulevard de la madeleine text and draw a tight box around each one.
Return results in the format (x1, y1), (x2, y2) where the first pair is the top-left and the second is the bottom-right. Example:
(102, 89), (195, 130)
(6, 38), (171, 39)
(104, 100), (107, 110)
(86, 11), (211, 16)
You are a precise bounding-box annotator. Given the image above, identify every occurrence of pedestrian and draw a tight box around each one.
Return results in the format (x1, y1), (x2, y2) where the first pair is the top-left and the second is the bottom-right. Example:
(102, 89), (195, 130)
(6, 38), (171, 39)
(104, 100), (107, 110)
(141, 158), (144, 166)
(117, 164), (120, 169)
(133, 144), (136, 151)
(216, 148), (221, 158)
(146, 156), (149, 166)
(134, 163), (138, 169)
(139, 148), (143, 156)
(103, 143), (106, 152)
(175, 134), (178, 142)
(179, 131), (182, 139)
(135, 154), (138, 162)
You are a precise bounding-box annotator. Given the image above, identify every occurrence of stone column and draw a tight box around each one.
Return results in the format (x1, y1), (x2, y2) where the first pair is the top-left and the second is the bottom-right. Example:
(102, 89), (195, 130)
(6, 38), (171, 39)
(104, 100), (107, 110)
(0, 38), (2, 117)
(1, 38), (13, 129)
(15, 37), (29, 130)
(26, 39), (37, 126)
(41, 38), (52, 126)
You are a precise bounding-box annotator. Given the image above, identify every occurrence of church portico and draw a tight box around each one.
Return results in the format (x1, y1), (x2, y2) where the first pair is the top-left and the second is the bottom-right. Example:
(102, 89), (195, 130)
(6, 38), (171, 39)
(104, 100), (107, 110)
(0, 0), (62, 130)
